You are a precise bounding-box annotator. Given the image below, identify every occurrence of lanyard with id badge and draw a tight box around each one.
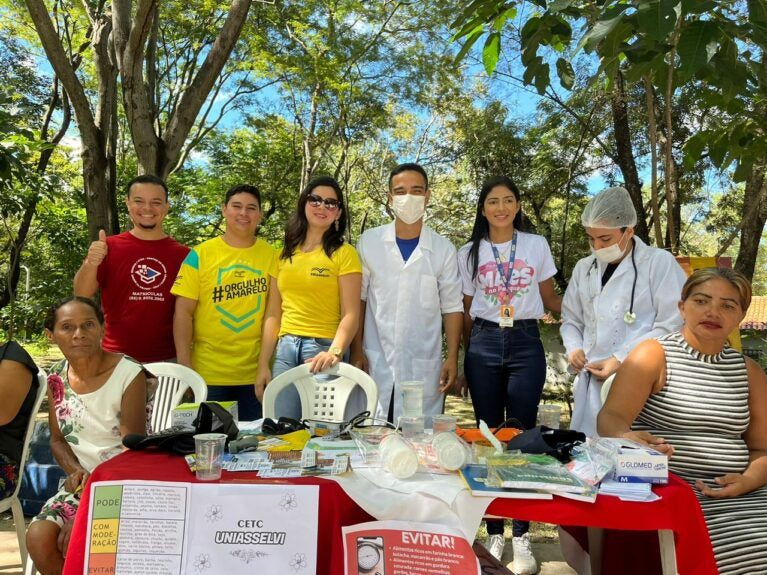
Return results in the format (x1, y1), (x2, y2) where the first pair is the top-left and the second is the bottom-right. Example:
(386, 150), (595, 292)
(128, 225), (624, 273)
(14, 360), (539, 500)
(491, 231), (518, 328)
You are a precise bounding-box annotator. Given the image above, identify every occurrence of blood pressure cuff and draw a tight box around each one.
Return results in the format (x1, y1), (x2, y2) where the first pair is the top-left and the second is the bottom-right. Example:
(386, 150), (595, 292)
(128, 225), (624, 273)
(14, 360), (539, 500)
(505, 426), (586, 463)
(123, 402), (239, 455)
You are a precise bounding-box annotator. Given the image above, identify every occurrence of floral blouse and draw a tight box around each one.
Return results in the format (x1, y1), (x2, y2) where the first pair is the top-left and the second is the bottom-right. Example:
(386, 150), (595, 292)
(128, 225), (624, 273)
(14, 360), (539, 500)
(47, 356), (144, 471)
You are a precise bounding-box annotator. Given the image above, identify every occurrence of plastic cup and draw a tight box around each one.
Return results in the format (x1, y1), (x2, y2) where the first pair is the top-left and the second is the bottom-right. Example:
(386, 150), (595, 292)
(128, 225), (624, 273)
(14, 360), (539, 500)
(398, 415), (424, 439)
(432, 432), (470, 471)
(431, 414), (457, 433)
(379, 433), (419, 479)
(194, 433), (226, 481)
(400, 381), (424, 417)
(537, 404), (562, 429)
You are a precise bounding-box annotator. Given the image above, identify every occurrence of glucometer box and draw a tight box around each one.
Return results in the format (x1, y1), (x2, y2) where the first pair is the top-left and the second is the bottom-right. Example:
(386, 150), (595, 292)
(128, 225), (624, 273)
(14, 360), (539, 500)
(608, 438), (668, 484)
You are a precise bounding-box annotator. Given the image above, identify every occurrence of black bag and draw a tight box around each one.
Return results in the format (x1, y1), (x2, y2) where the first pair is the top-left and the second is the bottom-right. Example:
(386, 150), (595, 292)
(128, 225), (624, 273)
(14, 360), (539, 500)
(123, 402), (239, 455)
(505, 425), (585, 463)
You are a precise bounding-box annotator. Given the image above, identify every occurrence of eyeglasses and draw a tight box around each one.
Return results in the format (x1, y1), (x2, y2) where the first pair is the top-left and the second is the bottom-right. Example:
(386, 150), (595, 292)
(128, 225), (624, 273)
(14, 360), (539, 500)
(307, 194), (340, 211)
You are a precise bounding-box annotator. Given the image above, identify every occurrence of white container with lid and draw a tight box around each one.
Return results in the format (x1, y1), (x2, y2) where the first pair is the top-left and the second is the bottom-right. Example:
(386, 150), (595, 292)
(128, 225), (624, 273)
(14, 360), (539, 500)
(379, 433), (419, 479)
(432, 431), (471, 471)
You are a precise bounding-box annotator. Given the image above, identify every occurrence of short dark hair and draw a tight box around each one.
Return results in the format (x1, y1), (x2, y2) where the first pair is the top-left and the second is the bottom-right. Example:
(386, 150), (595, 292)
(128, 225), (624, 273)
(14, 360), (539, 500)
(224, 184), (261, 207)
(44, 296), (104, 331)
(388, 163), (429, 191)
(126, 175), (168, 200)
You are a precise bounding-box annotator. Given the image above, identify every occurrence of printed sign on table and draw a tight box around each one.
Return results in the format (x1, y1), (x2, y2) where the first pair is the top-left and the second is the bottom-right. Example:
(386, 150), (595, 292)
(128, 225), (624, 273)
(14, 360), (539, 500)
(85, 480), (319, 575)
(343, 520), (479, 575)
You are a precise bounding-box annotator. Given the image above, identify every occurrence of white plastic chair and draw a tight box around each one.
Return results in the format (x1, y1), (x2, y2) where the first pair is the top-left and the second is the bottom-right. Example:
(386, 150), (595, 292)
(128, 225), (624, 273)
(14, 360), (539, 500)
(144, 362), (207, 432)
(0, 369), (47, 573)
(262, 362), (378, 421)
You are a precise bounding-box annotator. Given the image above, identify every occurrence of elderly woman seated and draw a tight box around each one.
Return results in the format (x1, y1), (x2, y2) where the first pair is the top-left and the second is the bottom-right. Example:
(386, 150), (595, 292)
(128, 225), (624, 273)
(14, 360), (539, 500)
(598, 268), (767, 575)
(0, 340), (40, 499)
(26, 297), (148, 575)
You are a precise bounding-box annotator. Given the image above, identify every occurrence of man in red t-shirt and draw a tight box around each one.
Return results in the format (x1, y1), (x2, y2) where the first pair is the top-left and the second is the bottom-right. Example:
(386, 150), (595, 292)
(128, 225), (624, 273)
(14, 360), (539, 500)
(73, 175), (189, 362)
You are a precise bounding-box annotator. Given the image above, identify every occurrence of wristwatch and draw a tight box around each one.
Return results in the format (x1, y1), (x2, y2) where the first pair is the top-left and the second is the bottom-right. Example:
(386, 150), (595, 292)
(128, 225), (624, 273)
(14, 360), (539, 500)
(328, 346), (343, 359)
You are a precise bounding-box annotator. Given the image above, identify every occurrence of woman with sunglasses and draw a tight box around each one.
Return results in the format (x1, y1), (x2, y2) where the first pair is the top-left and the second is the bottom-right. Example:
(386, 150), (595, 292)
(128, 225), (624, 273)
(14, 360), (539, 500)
(255, 176), (362, 419)
(458, 175), (561, 572)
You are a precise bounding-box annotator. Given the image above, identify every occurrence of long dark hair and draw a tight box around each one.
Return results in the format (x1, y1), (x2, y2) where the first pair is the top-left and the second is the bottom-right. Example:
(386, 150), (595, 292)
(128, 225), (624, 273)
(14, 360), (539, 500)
(466, 176), (524, 280)
(281, 176), (348, 260)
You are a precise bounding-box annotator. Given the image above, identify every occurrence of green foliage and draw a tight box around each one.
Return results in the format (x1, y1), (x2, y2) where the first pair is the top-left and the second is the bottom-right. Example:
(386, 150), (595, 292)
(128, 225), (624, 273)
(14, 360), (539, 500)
(450, 0), (767, 181)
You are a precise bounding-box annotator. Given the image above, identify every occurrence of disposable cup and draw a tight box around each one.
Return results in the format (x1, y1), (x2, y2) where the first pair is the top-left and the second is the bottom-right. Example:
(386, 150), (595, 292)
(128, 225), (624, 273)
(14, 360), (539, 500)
(398, 415), (424, 439)
(379, 433), (419, 479)
(537, 404), (562, 429)
(432, 432), (470, 471)
(400, 381), (424, 417)
(431, 414), (457, 433)
(194, 433), (226, 481)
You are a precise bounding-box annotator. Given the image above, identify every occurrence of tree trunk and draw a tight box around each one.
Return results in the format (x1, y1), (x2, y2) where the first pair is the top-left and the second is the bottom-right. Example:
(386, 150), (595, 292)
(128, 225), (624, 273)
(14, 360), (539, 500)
(643, 77), (664, 247)
(609, 70), (650, 242)
(24, 0), (119, 239)
(113, 0), (253, 178)
(735, 161), (767, 280)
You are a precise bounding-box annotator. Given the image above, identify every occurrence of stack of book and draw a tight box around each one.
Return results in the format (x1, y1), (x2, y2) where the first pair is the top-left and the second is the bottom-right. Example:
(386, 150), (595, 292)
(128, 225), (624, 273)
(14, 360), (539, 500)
(459, 453), (598, 503)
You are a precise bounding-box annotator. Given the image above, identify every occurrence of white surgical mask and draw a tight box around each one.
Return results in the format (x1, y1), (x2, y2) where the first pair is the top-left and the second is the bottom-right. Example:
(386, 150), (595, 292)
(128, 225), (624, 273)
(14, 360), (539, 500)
(391, 194), (426, 224)
(591, 231), (627, 263)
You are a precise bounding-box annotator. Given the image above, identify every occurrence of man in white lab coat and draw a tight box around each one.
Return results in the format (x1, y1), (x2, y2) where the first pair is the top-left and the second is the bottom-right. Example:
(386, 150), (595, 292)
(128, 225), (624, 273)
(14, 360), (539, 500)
(561, 186), (687, 438)
(351, 163), (464, 422)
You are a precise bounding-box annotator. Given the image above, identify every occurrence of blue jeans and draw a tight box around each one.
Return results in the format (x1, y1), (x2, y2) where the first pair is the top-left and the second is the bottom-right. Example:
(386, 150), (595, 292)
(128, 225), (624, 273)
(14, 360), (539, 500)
(465, 318), (547, 537)
(465, 318), (546, 430)
(207, 384), (262, 422)
(271, 335), (334, 420)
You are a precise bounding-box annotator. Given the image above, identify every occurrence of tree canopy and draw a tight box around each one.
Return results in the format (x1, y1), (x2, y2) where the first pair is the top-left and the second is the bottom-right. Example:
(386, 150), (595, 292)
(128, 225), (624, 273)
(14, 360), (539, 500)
(1, 0), (765, 337)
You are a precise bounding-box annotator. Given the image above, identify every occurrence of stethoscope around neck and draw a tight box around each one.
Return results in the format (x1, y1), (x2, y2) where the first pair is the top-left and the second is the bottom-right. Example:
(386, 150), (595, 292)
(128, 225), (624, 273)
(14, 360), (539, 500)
(587, 238), (638, 325)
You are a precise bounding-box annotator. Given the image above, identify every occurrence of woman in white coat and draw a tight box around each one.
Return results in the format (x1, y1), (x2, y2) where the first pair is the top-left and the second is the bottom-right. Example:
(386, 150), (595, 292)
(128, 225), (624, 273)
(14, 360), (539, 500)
(560, 186), (687, 438)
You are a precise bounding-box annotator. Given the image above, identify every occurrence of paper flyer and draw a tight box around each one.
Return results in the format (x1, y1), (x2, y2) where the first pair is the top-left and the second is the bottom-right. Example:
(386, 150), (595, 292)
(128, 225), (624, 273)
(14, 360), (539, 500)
(342, 520), (480, 575)
(85, 480), (319, 574)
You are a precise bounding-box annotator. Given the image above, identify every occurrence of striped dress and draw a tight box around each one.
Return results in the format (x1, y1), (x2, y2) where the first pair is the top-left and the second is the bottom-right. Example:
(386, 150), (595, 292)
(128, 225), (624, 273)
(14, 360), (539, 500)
(633, 332), (767, 575)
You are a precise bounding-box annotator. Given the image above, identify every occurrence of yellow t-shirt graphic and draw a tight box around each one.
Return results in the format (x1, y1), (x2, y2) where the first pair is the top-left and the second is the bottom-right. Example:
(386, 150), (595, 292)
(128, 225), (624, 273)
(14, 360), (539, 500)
(172, 237), (278, 385)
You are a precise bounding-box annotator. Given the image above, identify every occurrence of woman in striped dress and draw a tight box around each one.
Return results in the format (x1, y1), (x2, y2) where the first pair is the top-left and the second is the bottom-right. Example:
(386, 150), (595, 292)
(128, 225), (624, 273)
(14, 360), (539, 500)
(598, 267), (767, 575)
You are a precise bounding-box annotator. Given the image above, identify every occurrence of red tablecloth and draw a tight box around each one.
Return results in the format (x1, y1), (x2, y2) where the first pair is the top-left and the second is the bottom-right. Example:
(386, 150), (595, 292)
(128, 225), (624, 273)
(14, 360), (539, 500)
(487, 473), (717, 575)
(63, 451), (717, 575)
(62, 450), (374, 575)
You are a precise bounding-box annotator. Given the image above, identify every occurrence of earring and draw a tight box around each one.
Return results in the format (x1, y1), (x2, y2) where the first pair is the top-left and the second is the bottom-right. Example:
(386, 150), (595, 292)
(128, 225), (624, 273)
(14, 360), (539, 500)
(334, 219), (339, 231)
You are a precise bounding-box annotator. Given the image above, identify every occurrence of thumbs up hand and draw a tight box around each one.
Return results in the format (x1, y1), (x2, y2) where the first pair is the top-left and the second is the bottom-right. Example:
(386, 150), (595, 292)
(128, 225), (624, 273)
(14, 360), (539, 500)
(86, 229), (109, 266)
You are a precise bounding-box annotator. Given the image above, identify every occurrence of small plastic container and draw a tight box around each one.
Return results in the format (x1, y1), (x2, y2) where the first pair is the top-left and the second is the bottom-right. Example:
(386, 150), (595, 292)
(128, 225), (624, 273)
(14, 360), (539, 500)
(431, 414), (457, 433)
(398, 415), (425, 439)
(400, 381), (424, 417)
(431, 432), (471, 471)
(194, 433), (227, 481)
(379, 433), (419, 479)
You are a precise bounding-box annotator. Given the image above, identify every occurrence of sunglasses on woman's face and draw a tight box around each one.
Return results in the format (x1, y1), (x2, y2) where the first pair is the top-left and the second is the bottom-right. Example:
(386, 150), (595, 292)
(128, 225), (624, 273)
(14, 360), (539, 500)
(307, 193), (340, 211)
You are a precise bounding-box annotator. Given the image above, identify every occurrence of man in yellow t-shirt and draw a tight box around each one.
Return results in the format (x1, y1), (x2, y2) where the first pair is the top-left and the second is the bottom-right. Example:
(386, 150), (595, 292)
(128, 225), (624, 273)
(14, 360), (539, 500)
(172, 184), (278, 420)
